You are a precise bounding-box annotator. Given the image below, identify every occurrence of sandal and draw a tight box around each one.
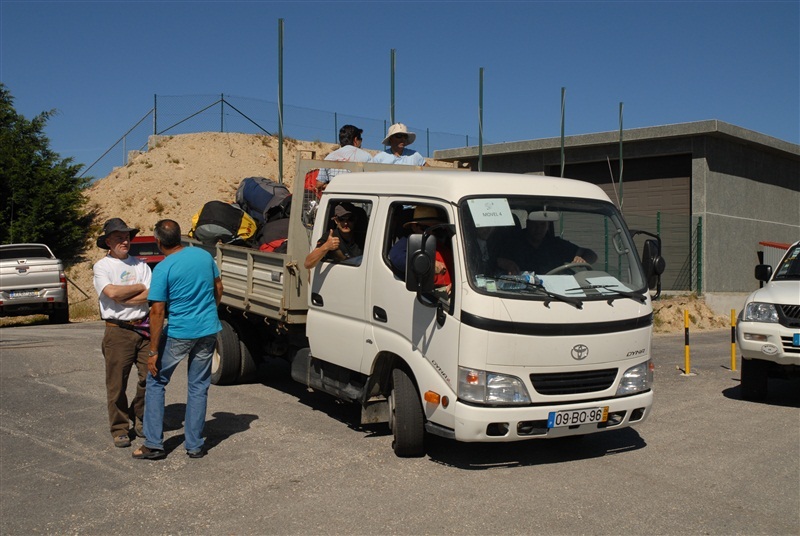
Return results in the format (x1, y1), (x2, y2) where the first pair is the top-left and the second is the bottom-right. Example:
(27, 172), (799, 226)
(132, 445), (166, 460)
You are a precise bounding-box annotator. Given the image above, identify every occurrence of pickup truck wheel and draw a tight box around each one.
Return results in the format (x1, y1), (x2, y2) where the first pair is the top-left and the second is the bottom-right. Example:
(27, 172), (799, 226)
(49, 306), (69, 324)
(212, 319), (241, 385)
(389, 368), (425, 457)
(741, 357), (768, 401)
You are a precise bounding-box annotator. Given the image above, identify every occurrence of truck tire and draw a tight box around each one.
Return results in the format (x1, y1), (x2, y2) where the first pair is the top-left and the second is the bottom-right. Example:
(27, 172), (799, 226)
(212, 319), (241, 385)
(741, 357), (768, 401)
(389, 368), (425, 457)
(49, 306), (69, 324)
(239, 338), (258, 383)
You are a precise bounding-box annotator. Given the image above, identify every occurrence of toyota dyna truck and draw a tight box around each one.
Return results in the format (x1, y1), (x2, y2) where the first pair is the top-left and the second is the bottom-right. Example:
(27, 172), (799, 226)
(190, 156), (665, 456)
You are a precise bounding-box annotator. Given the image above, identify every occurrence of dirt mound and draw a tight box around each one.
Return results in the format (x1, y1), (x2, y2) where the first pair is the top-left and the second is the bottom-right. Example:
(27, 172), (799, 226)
(652, 293), (730, 333)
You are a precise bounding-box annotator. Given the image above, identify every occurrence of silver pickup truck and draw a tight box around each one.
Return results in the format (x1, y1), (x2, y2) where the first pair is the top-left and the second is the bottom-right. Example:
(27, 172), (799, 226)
(0, 243), (69, 324)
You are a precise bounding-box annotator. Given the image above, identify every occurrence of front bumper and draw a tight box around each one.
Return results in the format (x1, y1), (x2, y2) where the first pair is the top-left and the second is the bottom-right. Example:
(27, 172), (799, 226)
(448, 390), (652, 442)
(736, 321), (800, 366)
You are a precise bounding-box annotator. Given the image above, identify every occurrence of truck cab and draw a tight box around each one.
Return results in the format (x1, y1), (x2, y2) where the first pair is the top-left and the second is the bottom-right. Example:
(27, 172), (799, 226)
(299, 170), (664, 456)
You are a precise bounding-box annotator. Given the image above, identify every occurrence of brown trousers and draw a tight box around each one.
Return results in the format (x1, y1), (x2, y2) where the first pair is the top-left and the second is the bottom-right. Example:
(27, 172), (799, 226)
(101, 325), (149, 438)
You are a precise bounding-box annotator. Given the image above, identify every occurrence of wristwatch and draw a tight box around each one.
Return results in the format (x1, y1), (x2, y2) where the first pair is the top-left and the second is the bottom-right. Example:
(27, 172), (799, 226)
(148, 350), (158, 357)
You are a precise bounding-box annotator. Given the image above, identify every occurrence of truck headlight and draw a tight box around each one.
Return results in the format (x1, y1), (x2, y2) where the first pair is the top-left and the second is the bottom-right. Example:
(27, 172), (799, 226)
(458, 367), (531, 405)
(743, 302), (779, 323)
(616, 360), (653, 396)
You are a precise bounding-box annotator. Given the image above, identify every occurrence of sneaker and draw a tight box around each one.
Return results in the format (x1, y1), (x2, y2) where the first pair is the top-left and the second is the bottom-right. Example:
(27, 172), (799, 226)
(187, 448), (206, 459)
(114, 435), (131, 448)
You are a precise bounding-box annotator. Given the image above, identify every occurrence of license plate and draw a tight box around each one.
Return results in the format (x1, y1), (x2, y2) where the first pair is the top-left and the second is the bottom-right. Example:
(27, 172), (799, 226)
(548, 406), (608, 428)
(794, 333), (800, 347)
(10, 290), (38, 298)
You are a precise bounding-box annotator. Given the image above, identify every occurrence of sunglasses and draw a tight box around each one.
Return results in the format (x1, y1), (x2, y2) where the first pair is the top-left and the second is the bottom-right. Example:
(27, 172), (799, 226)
(336, 215), (354, 223)
(391, 133), (409, 140)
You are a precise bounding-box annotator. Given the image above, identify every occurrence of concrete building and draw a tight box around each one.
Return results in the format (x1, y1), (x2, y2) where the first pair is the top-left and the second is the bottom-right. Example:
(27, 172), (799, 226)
(435, 120), (799, 312)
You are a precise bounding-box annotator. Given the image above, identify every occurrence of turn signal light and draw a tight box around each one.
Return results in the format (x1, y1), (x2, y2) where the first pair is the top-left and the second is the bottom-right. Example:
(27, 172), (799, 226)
(424, 391), (440, 405)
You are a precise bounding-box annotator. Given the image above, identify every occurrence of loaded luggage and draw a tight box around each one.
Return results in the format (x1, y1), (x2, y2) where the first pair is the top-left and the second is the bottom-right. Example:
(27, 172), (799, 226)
(188, 201), (257, 245)
(235, 176), (291, 225)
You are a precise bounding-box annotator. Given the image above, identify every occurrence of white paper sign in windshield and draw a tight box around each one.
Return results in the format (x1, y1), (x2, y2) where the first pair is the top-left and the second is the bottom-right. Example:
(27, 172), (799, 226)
(467, 199), (515, 228)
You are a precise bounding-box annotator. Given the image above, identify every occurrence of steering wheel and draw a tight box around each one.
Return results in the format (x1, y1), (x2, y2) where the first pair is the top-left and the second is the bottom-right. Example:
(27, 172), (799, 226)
(545, 262), (593, 275)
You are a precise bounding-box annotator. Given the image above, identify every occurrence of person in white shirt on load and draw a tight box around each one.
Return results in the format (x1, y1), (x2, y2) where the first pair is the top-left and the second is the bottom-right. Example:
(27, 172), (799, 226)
(371, 123), (426, 166)
(316, 124), (372, 190)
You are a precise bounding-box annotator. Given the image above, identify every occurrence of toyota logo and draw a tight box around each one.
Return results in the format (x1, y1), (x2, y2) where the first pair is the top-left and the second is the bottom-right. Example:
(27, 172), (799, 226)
(571, 344), (589, 360)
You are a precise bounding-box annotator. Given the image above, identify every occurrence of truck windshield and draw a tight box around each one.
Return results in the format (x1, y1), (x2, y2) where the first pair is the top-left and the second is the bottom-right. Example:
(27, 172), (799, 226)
(772, 245), (800, 281)
(459, 196), (648, 302)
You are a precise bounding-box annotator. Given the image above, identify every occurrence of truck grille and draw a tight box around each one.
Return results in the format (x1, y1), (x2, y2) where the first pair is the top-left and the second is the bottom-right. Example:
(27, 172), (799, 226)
(529, 368), (617, 395)
(778, 304), (800, 328)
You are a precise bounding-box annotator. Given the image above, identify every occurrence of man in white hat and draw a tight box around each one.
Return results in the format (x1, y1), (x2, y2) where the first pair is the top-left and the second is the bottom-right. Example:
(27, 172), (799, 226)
(371, 123), (426, 166)
(92, 217), (152, 448)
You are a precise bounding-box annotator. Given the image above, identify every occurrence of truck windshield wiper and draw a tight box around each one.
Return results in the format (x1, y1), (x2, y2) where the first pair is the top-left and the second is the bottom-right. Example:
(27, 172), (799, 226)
(495, 276), (584, 309)
(566, 284), (647, 304)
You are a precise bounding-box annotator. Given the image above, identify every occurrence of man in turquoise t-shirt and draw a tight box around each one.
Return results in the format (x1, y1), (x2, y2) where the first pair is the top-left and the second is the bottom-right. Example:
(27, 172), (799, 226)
(133, 219), (223, 460)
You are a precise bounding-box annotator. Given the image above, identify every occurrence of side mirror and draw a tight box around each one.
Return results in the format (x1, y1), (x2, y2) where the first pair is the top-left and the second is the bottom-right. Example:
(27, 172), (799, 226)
(754, 264), (772, 282)
(641, 239), (666, 290)
(405, 233), (436, 293)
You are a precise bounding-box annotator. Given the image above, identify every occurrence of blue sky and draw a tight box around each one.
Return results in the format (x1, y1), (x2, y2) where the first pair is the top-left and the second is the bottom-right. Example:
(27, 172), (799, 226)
(2, 0), (798, 179)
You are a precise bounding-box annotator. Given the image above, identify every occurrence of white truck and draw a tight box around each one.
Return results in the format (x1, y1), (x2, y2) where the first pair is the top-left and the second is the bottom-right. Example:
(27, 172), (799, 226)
(189, 156), (665, 456)
(0, 243), (69, 324)
(737, 240), (800, 401)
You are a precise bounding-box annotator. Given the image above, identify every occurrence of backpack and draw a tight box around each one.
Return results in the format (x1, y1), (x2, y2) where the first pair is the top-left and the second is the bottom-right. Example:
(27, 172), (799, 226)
(235, 177), (291, 225)
(266, 194), (292, 223)
(256, 218), (290, 252)
(189, 201), (257, 245)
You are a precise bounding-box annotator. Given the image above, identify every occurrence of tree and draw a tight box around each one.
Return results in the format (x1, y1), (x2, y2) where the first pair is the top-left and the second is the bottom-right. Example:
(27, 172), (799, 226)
(0, 83), (93, 263)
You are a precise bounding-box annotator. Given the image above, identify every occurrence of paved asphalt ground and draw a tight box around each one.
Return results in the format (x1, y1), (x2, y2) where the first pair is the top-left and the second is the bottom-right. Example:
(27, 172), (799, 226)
(1, 320), (798, 535)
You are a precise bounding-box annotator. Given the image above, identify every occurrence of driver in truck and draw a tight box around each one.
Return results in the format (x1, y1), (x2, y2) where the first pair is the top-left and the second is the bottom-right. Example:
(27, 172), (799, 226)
(496, 213), (597, 275)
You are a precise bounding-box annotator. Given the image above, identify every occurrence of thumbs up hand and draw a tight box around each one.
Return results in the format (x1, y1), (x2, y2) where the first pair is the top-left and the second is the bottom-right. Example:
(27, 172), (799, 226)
(324, 229), (340, 251)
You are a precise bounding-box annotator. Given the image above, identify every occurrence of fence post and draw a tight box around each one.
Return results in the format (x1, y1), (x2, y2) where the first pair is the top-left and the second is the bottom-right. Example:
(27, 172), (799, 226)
(220, 93), (224, 133)
(697, 216), (703, 295)
(426, 128), (430, 158)
(153, 94), (157, 135)
(334, 112), (338, 143)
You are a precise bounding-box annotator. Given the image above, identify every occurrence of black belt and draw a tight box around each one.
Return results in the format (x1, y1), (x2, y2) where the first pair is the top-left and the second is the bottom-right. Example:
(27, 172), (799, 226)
(105, 318), (146, 327)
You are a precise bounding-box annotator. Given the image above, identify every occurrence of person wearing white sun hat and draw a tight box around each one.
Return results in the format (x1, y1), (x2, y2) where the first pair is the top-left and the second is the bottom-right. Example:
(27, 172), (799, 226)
(370, 123), (426, 166)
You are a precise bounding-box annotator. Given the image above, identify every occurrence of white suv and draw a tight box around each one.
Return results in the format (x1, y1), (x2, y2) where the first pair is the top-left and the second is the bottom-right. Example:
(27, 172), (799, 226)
(737, 240), (800, 401)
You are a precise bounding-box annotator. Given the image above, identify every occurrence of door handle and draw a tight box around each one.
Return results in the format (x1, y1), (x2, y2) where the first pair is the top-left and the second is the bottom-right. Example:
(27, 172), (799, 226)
(311, 292), (324, 307)
(373, 306), (387, 323)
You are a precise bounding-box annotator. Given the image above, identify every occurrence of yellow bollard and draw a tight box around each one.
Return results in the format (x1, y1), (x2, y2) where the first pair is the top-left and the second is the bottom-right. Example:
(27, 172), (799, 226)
(731, 309), (737, 372)
(684, 309), (690, 374)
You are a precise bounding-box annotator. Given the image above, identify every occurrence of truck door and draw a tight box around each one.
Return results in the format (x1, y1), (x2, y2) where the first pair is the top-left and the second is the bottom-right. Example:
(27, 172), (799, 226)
(366, 200), (461, 396)
(307, 197), (376, 373)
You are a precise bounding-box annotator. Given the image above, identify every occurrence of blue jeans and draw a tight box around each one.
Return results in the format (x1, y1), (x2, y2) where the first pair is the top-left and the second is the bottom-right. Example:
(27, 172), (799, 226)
(143, 335), (216, 453)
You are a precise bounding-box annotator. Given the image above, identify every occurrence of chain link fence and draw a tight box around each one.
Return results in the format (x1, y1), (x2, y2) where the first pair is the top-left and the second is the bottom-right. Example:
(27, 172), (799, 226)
(80, 94), (483, 179)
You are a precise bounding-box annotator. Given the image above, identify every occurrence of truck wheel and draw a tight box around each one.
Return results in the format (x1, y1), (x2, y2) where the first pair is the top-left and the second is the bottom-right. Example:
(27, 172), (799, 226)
(49, 306), (69, 324)
(389, 368), (425, 457)
(741, 357), (768, 401)
(239, 338), (258, 383)
(212, 319), (241, 385)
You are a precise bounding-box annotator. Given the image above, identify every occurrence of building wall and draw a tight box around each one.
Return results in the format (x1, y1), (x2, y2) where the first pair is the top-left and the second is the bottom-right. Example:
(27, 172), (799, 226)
(695, 137), (800, 292)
